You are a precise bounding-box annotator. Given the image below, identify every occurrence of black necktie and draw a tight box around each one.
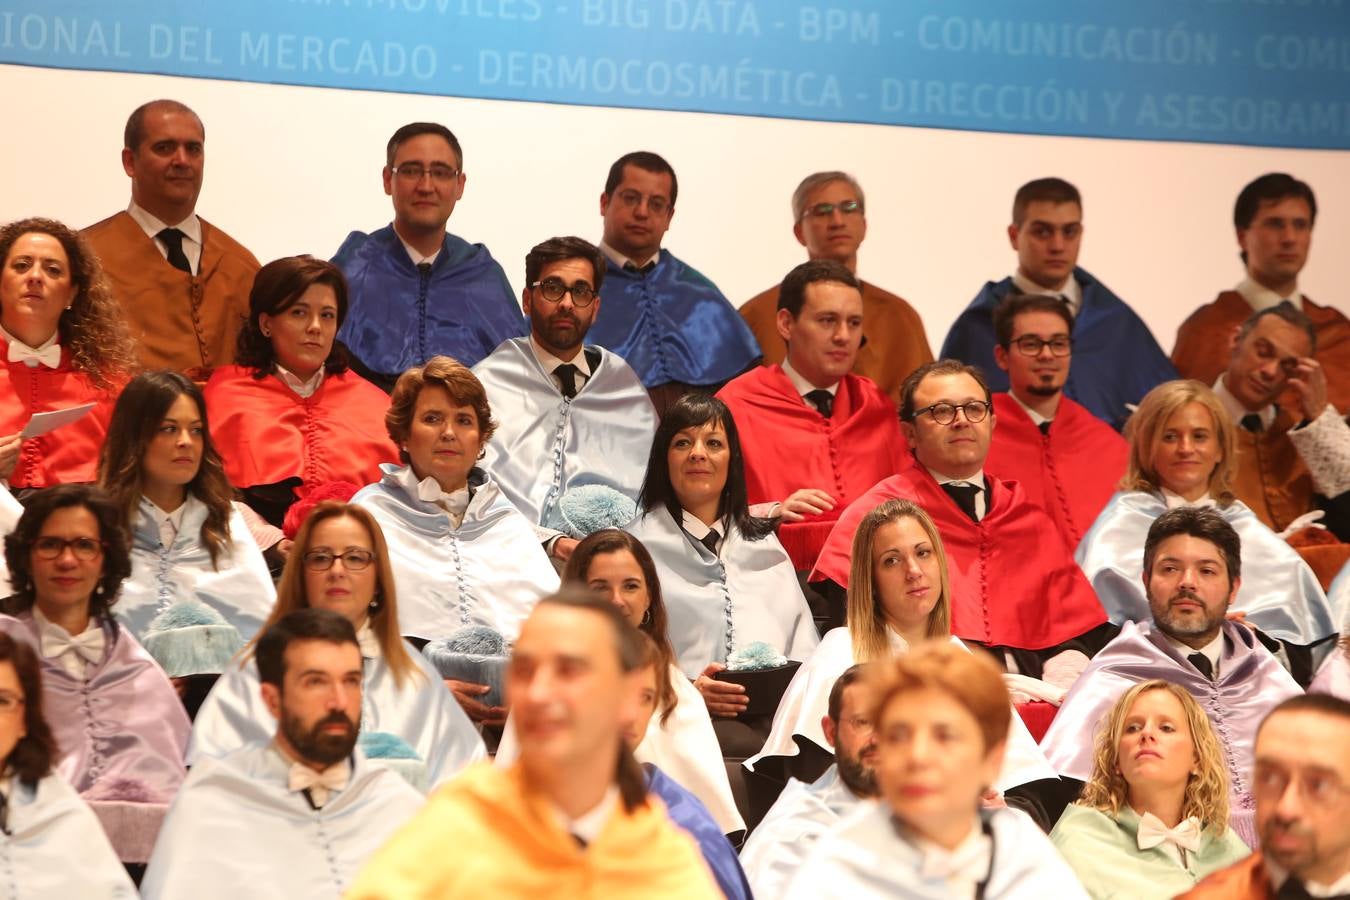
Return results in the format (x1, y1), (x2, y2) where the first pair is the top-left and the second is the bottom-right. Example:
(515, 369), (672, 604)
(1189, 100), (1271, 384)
(1038, 420), (1052, 435)
(804, 389), (834, 419)
(1188, 652), (1214, 680)
(1240, 413), (1263, 433)
(554, 364), (579, 399)
(157, 227), (192, 274)
(942, 482), (981, 522)
(623, 260), (656, 276)
(416, 262), (432, 278)
(1275, 878), (1315, 900)
(699, 529), (720, 555)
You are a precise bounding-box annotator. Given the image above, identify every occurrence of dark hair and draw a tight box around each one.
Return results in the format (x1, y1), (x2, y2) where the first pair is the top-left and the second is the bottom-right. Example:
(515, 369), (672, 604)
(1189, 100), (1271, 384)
(2, 485), (133, 619)
(1234, 173), (1316, 231)
(386, 356), (497, 462)
(637, 394), (775, 542)
(0, 632), (58, 786)
(827, 663), (870, 724)
(524, 236), (606, 294)
(235, 256), (351, 377)
(777, 259), (861, 318)
(1258, 693), (1350, 740)
(97, 371), (234, 568)
(992, 294), (1075, 348)
(1012, 177), (1081, 225)
(124, 99), (203, 151)
(386, 122), (462, 169)
(899, 360), (993, 422)
(604, 151), (678, 208)
(1234, 302), (1318, 356)
(534, 589), (650, 812)
(1142, 507), (1241, 586)
(256, 608), (360, 688)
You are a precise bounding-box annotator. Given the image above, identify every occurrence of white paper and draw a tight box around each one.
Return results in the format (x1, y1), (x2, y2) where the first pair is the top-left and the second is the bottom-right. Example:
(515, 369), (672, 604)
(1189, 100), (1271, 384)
(20, 402), (97, 439)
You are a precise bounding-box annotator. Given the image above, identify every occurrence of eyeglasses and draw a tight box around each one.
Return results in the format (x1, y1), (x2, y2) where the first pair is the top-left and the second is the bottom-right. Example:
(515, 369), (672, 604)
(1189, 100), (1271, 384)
(33, 537), (104, 560)
(391, 162), (460, 183)
(802, 199), (863, 220)
(1011, 335), (1072, 357)
(531, 278), (597, 307)
(909, 400), (992, 425)
(1254, 765), (1350, 807)
(0, 691), (24, 713)
(302, 549), (376, 572)
(614, 190), (670, 215)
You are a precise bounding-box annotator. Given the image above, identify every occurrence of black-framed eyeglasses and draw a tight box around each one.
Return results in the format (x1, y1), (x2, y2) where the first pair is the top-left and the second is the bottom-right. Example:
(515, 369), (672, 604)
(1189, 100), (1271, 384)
(33, 537), (104, 560)
(909, 400), (992, 426)
(1011, 335), (1072, 357)
(392, 162), (460, 183)
(302, 549), (376, 572)
(802, 199), (862, 220)
(531, 278), (597, 307)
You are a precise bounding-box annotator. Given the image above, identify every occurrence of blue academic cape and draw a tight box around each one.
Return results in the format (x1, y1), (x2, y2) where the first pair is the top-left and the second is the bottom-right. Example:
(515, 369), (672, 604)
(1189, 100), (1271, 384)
(645, 765), (751, 900)
(334, 224), (525, 376)
(589, 251), (760, 389)
(940, 268), (1177, 430)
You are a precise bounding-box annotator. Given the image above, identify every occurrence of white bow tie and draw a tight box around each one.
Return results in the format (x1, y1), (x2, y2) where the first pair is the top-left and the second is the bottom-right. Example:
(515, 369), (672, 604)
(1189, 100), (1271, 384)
(40, 627), (105, 672)
(288, 762), (349, 809)
(7, 341), (61, 369)
(1136, 812), (1202, 854)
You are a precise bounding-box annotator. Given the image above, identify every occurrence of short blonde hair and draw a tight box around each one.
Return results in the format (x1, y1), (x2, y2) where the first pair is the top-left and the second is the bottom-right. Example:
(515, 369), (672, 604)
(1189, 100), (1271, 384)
(386, 355), (497, 459)
(1121, 380), (1237, 505)
(867, 641), (1010, 753)
(847, 499), (952, 663)
(1078, 680), (1230, 834)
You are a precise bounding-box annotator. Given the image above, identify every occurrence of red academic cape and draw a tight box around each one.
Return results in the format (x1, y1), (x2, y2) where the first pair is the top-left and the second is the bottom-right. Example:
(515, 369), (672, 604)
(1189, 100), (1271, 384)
(203, 366), (399, 501)
(0, 344), (120, 488)
(985, 393), (1129, 550)
(1173, 291), (1350, 414)
(716, 365), (904, 571)
(809, 459), (1108, 650)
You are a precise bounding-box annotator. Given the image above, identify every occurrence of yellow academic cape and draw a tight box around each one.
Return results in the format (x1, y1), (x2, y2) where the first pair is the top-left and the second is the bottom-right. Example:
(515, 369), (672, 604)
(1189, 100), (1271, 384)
(345, 761), (721, 899)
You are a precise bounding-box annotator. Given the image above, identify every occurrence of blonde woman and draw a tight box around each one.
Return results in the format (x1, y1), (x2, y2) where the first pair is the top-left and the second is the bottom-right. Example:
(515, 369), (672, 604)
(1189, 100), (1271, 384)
(1051, 680), (1249, 898)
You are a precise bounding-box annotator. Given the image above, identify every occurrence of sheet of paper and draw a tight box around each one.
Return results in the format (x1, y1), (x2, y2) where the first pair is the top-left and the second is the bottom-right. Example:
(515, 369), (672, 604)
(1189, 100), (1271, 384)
(20, 403), (97, 439)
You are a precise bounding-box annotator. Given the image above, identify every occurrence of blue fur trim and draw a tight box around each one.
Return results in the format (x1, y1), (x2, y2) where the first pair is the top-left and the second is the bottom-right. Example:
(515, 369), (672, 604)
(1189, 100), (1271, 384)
(358, 730), (419, 760)
(546, 484), (638, 538)
(422, 628), (509, 707)
(725, 641), (787, 672)
(142, 601), (243, 677)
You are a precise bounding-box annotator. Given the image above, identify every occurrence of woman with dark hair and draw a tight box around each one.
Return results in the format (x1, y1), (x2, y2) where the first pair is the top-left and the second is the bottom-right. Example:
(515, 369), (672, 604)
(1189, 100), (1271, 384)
(204, 256), (399, 527)
(0, 631), (136, 896)
(0, 217), (137, 488)
(190, 502), (484, 789)
(96, 371), (274, 662)
(0, 485), (189, 864)
(625, 394), (817, 731)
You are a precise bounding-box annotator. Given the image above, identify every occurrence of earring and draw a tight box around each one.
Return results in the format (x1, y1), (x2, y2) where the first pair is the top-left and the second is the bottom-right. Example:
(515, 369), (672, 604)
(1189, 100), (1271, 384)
(640, 608), (652, 627)
(368, 596), (382, 614)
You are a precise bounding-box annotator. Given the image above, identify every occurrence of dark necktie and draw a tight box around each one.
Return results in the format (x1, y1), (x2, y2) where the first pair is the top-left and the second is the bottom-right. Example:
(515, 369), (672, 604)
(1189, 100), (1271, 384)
(699, 528), (720, 555)
(1275, 878), (1316, 900)
(0, 789), (9, 836)
(941, 482), (981, 522)
(554, 363), (579, 399)
(1240, 413), (1263, 433)
(1038, 420), (1052, 435)
(623, 260), (656, 276)
(804, 389), (834, 419)
(1188, 652), (1214, 681)
(157, 227), (192, 274)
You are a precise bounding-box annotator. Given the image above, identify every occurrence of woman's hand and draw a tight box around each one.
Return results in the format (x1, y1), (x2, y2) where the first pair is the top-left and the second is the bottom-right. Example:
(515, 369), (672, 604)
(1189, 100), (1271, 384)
(0, 433), (23, 480)
(274, 539), (294, 559)
(551, 537), (579, 562)
(695, 663), (749, 718)
(445, 679), (508, 726)
(780, 489), (836, 523)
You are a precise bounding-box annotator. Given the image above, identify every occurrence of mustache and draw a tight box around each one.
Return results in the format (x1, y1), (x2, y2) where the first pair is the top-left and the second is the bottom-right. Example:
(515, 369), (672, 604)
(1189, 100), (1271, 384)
(313, 710), (356, 733)
(1168, 589), (1203, 606)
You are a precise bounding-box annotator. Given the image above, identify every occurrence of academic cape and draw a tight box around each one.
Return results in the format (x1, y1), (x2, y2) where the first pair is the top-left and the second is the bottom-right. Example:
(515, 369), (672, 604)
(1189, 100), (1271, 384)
(1040, 620), (1302, 848)
(784, 804), (1090, 900)
(811, 459), (1108, 652)
(1050, 803), (1250, 900)
(985, 392), (1129, 550)
(0, 773), (138, 899)
(625, 506), (819, 678)
(344, 762), (723, 899)
(645, 765), (751, 900)
(717, 365), (904, 570)
(473, 337), (656, 526)
(589, 250), (760, 389)
(140, 743), (425, 900)
(189, 639), (485, 790)
(1077, 491), (1334, 646)
(940, 268), (1177, 430)
(333, 224), (525, 378)
(353, 464), (559, 641)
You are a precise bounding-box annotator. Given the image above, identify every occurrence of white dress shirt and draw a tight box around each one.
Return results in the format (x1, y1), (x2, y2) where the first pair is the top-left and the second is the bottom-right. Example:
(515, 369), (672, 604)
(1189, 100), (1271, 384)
(529, 336), (592, 394)
(1213, 374), (1277, 431)
(275, 365), (325, 399)
(1265, 858), (1350, 897)
(1163, 630), (1223, 680)
(393, 466), (471, 527)
(128, 202), (202, 275)
(781, 358), (839, 403)
(1008, 389), (1057, 427)
(551, 784), (619, 847)
(680, 509), (726, 555)
(32, 607), (104, 679)
(142, 497), (189, 550)
(1012, 270), (1082, 316)
(1235, 276), (1303, 312)
(599, 239), (660, 272)
(928, 467), (989, 521)
(394, 228), (441, 268)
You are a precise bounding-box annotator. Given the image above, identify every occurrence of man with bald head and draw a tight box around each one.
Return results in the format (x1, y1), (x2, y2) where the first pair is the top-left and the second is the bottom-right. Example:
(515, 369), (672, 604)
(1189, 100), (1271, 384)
(85, 99), (259, 379)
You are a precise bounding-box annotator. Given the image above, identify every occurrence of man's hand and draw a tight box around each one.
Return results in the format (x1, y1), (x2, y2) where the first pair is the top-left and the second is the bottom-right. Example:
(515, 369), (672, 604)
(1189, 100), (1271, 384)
(780, 489), (837, 523)
(446, 679), (508, 726)
(694, 663), (749, 718)
(1287, 356), (1328, 422)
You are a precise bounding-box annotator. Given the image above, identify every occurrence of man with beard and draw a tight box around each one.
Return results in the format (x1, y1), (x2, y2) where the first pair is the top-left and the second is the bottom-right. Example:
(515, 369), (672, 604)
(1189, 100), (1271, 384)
(984, 294), (1129, 550)
(1181, 694), (1350, 899)
(473, 236), (656, 562)
(1041, 507), (1301, 848)
(140, 609), (424, 900)
(739, 665), (880, 898)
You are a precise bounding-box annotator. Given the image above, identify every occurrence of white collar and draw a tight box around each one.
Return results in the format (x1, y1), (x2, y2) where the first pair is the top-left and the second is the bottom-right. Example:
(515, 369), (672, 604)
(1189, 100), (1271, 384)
(355, 621), (381, 660)
(598, 239), (659, 271)
(928, 468), (986, 490)
(1160, 488), (1217, 510)
(529, 336), (592, 379)
(1235, 276), (1302, 312)
(1012, 270), (1082, 315)
(1213, 373), (1276, 430)
(1163, 630), (1223, 678)
(32, 605), (99, 639)
(0, 323), (59, 354)
(552, 784), (619, 847)
(1265, 858), (1350, 896)
(275, 364), (325, 399)
(680, 510), (725, 547)
(910, 816), (993, 890)
(394, 228), (441, 267)
(127, 201), (202, 247)
(393, 465), (472, 523)
(781, 357), (839, 399)
(1007, 389), (1057, 426)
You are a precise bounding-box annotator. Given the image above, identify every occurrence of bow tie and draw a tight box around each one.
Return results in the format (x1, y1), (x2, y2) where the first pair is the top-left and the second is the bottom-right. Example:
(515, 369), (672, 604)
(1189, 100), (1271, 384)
(1136, 812), (1202, 854)
(7, 341), (61, 369)
(918, 831), (992, 883)
(288, 761), (349, 809)
(40, 627), (105, 672)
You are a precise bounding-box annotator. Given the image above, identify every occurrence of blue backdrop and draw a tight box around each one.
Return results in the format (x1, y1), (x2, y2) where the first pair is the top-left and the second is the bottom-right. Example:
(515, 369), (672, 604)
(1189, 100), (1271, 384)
(4, 0), (1349, 149)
